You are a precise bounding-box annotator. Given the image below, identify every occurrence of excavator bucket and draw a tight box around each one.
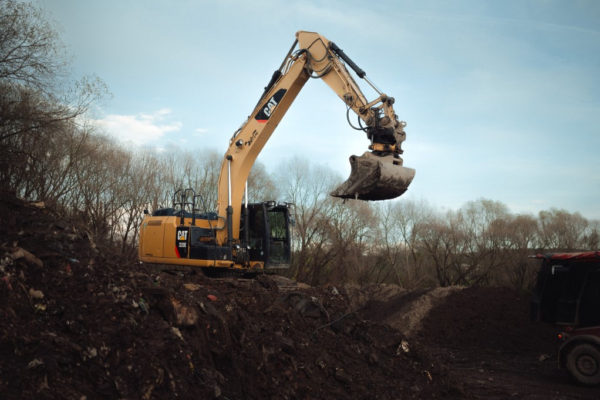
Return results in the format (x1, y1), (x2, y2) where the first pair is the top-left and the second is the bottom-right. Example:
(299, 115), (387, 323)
(331, 152), (415, 201)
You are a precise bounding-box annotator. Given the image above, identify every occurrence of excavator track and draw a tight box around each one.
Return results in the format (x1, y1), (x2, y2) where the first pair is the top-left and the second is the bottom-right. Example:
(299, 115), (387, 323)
(142, 263), (269, 279)
(201, 267), (264, 279)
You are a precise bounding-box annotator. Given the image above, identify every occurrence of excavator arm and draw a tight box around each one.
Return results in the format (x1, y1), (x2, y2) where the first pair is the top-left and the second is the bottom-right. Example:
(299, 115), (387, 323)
(215, 31), (415, 247)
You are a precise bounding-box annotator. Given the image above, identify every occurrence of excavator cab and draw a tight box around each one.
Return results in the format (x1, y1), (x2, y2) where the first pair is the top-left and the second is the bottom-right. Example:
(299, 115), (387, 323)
(242, 202), (292, 269)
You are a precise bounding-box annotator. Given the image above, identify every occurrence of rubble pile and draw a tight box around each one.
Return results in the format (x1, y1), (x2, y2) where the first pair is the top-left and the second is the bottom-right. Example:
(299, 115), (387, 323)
(0, 193), (460, 399)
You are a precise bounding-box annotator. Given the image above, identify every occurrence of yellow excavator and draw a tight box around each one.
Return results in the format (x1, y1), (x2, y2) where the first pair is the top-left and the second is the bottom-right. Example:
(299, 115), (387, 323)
(138, 31), (415, 271)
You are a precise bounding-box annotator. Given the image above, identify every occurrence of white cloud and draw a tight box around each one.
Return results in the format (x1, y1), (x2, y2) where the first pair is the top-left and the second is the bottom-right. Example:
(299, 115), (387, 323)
(194, 128), (208, 136)
(94, 109), (182, 145)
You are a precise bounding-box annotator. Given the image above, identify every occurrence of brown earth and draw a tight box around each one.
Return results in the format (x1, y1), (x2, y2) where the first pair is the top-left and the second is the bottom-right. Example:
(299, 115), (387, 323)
(0, 193), (460, 399)
(1, 193), (598, 399)
(361, 286), (599, 399)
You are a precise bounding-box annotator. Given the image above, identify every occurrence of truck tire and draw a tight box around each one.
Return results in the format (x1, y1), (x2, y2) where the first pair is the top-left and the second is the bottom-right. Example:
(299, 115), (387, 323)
(566, 343), (600, 386)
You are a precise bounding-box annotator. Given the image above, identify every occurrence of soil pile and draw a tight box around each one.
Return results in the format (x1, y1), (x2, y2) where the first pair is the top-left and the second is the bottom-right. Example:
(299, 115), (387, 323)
(418, 286), (557, 354)
(359, 287), (461, 337)
(357, 281), (599, 398)
(0, 193), (461, 399)
(415, 287), (598, 400)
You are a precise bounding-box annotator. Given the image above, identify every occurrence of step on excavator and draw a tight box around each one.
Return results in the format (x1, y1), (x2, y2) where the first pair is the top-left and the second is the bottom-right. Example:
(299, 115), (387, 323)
(138, 31), (416, 271)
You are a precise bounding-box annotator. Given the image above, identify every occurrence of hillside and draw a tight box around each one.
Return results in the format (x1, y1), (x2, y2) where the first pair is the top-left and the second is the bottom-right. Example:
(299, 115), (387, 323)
(1, 193), (597, 399)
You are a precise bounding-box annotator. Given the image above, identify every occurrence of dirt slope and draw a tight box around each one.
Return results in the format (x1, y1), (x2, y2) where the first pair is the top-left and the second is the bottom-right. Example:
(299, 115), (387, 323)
(0, 194), (461, 399)
(360, 285), (599, 399)
(2, 193), (598, 399)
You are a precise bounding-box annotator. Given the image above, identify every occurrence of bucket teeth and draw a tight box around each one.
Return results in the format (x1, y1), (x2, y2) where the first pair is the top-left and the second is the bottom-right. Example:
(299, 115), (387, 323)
(331, 152), (415, 201)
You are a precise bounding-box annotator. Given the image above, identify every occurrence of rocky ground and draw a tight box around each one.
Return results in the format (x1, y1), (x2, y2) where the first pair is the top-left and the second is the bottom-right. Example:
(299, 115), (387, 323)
(1, 193), (598, 399)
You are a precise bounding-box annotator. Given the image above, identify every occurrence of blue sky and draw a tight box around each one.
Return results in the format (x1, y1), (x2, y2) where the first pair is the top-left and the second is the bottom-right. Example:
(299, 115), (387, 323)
(36, 0), (600, 219)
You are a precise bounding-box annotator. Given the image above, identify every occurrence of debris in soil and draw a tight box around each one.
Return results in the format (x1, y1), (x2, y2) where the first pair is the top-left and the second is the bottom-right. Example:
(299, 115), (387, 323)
(0, 193), (461, 400)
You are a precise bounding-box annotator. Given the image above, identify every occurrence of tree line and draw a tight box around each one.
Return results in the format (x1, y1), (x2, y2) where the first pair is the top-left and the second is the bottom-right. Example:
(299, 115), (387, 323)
(2, 1), (598, 290)
(277, 161), (599, 289)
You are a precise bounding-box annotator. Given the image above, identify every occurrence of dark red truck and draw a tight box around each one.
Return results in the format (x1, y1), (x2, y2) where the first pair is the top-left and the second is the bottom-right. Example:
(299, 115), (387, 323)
(531, 251), (600, 385)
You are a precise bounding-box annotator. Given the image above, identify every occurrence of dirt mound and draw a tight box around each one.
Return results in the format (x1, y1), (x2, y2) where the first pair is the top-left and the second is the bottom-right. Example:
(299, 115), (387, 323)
(355, 283), (598, 399)
(342, 283), (407, 311)
(415, 287), (598, 400)
(0, 194), (462, 399)
(418, 286), (556, 354)
(359, 287), (461, 337)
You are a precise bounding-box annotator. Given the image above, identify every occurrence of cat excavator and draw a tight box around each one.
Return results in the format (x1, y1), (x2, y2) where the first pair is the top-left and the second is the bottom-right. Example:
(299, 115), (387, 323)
(138, 31), (415, 271)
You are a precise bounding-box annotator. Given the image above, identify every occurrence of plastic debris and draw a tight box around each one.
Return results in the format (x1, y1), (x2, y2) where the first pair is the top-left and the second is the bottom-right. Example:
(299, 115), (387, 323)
(29, 288), (44, 299)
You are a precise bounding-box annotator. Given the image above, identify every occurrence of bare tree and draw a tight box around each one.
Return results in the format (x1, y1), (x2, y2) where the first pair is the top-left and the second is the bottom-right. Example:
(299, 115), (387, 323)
(112, 149), (164, 258)
(446, 199), (509, 285)
(582, 219), (600, 250)
(538, 208), (589, 250)
(0, 0), (106, 198)
(414, 199), (513, 287)
(373, 200), (435, 287)
(0, 0), (106, 138)
(274, 157), (341, 285)
(0, 0), (66, 91)
(501, 214), (540, 290)
(326, 199), (377, 284)
(247, 161), (278, 204)
(415, 212), (460, 287)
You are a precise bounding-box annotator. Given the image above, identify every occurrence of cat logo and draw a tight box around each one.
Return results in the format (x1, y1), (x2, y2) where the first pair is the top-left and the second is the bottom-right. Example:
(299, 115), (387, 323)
(263, 97), (278, 117)
(177, 230), (188, 241)
(255, 89), (287, 123)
